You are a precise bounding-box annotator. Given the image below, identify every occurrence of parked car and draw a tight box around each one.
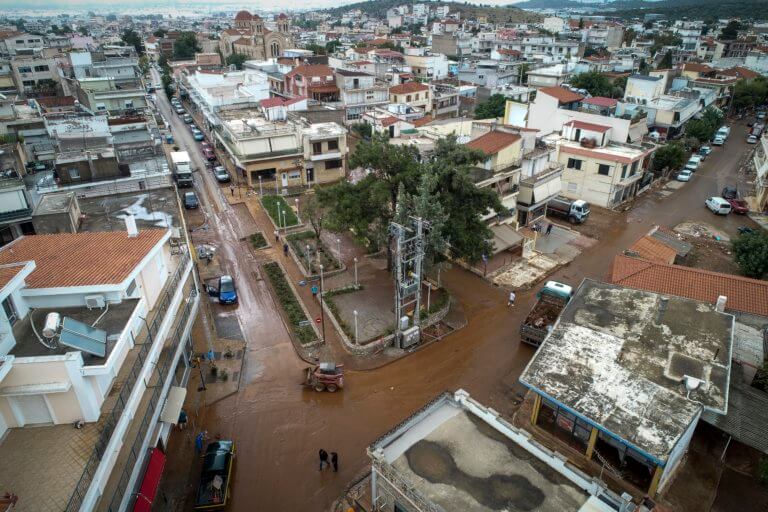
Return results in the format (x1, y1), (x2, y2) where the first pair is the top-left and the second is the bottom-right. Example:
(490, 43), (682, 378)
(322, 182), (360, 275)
(676, 170), (693, 182)
(202, 147), (215, 160)
(184, 191), (199, 209)
(698, 145), (712, 158)
(705, 197), (732, 215)
(685, 155), (702, 172)
(712, 135), (725, 146)
(165, 133), (174, 144)
(194, 440), (235, 510)
(721, 187), (749, 214)
(183, 114), (193, 124)
(214, 166), (231, 183)
(207, 275), (238, 304)
(175, 106), (185, 115)
(758, 111), (767, 121)
(748, 135), (759, 144)
(192, 129), (205, 141)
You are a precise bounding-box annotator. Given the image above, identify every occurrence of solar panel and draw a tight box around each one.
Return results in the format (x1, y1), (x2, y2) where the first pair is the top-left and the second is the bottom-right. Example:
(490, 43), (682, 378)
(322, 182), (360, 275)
(59, 316), (108, 357)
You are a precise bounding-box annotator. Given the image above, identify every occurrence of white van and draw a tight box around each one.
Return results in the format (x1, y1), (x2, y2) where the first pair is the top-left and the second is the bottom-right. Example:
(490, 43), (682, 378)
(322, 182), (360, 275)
(685, 155), (702, 171)
(705, 197), (732, 215)
(716, 126), (730, 140)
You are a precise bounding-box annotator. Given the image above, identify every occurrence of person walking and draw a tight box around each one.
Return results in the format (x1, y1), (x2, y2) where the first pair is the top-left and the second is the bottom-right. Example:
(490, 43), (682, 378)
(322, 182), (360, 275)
(274, 230), (279, 242)
(546, 223), (553, 236)
(508, 291), (516, 307)
(319, 449), (329, 470)
(230, 184), (235, 197)
(177, 409), (188, 430)
(283, 242), (289, 256)
(195, 430), (208, 454)
(331, 452), (339, 472)
(311, 285), (318, 299)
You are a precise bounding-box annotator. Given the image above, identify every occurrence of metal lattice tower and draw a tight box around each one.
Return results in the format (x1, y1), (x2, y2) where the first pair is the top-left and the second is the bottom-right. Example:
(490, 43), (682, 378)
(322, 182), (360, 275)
(390, 217), (429, 340)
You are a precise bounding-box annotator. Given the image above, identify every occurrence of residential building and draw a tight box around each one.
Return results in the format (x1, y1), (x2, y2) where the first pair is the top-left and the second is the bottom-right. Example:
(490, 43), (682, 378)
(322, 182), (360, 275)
(184, 68), (270, 130)
(430, 83), (459, 118)
(521, 279), (733, 497)
(0, 142), (34, 247)
(302, 122), (347, 185)
(220, 11), (293, 60)
(673, 20), (702, 51)
(389, 82), (432, 114)
(10, 54), (59, 97)
(334, 69), (389, 123)
(367, 389), (641, 512)
(284, 64), (340, 102)
(754, 134), (768, 212)
(494, 35), (582, 63)
(526, 86), (584, 135)
(620, 75), (700, 137)
(73, 77), (147, 115)
(526, 63), (576, 88)
(0, 32), (45, 56)
(556, 120), (655, 208)
(402, 51), (449, 80)
(0, 212), (199, 512)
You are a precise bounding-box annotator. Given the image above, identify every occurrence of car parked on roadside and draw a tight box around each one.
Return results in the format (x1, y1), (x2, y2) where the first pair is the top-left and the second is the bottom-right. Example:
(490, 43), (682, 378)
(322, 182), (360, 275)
(213, 166), (231, 183)
(748, 135), (759, 144)
(684, 155), (702, 172)
(207, 275), (238, 305)
(184, 191), (199, 209)
(676, 170), (693, 182)
(712, 136), (725, 146)
(192, 129), (204, 141)
(202, 147), (215, 160)
(722, 187), (750, 214)
(705, 197), (732, 215)
(183, 114), (193, 124)
(698, 145), (712, 158)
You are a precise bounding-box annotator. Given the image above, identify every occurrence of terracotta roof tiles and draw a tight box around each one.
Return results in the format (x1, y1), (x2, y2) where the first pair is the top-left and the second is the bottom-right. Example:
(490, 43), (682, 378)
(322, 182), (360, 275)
(627, 236), (677, 264)
(466, 130), (521, 155)
(389, 82), (429, 94)
(538, 86), (584, 104)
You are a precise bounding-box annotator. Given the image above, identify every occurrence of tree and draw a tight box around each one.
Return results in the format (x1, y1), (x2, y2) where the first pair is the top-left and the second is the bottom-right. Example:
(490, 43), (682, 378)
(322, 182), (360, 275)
(173, 32), (201, 60)
(138, 54), (150, 75)
(638, 58), (650, 75)
(325, 40), (343, 54)
(226, 53), (247, 70)
(658, 50), (673, 69)
(121, 29), (143, 54)
(732, 231), (768, 279)
(651, 32), (682, 55)
(474, 94), (507, 120)
(570, 71), (617, 97)
(720, 20), (741, 40)
(685, 106), (724, 142)
(158, 54), (170, 73)
(304, 43), (326, 56)
(77, 26), (89, 36)
(652, 142), (687, 175)
(153, 28), (167, 38)
(303, 193), (326, 240)
(623, 28), (636, 46)
(732, 77), (768, 111)
(578, 18), (584, 29)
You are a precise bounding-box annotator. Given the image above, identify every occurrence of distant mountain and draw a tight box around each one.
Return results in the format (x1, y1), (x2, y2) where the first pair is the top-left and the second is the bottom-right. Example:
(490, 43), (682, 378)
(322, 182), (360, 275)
(324, 0), (542, 23)
(513, 0), (768, 21)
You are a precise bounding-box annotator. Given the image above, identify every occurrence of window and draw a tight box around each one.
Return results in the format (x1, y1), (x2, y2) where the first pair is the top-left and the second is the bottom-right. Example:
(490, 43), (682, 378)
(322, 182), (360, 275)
(567, 158), (582, 170)
(630, 160), (639, 176)
(270, 41), (280, 58)
(68, 168), (80, 179)
(33, 65), (49, 72)
(289, 170), (301, 179)
(2, 296), (18, 326)
(325, 159), (342, 170)
(406, 94), (412, 102)
(17, 66), (32, 73)
(124, 100), (134, 108)
(598, 164), (611, 176)
(327, 140), (339, 151)
(312, 142), (322, 154)
(22, 80), (34, 86)
(621, 164), (628, 179)
(96, 103), (106, 111)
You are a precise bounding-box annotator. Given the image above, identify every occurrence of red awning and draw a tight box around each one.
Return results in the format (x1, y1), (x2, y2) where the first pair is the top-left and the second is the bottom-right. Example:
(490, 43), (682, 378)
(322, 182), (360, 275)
(133, 448), (166, 512)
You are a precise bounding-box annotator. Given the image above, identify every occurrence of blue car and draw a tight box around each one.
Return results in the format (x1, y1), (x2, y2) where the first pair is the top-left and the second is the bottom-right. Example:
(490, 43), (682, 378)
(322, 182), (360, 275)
(165, 134), (174, 144)
(217, 275), (238, 305)
(193, 130), (204, 141)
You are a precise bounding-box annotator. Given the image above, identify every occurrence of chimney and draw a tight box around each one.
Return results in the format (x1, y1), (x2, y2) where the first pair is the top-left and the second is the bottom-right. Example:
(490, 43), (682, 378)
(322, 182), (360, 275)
(125, 213), (138, 237)
(715, 295), (727, 312)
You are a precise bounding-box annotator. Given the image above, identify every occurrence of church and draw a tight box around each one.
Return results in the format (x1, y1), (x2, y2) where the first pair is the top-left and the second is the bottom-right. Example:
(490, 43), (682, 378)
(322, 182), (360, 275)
(220, 11), (293, 61)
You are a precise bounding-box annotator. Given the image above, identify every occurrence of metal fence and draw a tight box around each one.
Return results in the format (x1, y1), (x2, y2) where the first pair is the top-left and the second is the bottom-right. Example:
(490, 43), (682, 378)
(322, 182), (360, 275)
(65, 250), (191, 512)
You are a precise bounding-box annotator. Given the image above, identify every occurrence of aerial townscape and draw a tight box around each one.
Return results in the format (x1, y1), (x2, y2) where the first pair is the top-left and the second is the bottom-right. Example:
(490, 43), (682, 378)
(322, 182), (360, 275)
(2, 0), (768, 511)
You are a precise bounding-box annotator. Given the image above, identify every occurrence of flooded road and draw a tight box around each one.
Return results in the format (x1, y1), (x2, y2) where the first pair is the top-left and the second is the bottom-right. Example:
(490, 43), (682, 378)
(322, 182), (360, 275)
(152, 74), (758, 511)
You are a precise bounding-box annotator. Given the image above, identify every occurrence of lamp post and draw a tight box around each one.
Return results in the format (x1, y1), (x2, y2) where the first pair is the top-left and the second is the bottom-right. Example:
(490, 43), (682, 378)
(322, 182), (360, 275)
(305, 244), (311, 272)
(277, 208), (283, 232)
(319, 264), (326, 343)
(258, 175), (263, 196)
(353, 310), (358, 344)
(353, 257), (358, 287)
(281, 209), (287, 232)
(295, 197), (300, 220)
(275, 174), (279, 195)
(336, 238), (341, 263)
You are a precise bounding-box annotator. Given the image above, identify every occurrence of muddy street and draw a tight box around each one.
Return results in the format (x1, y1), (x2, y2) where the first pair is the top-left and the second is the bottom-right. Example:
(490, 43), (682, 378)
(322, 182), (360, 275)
(152, 71), (758, 511)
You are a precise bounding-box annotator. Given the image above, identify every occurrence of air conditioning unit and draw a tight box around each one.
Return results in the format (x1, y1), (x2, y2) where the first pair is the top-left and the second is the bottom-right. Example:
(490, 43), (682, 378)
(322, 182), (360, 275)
(84, 295), (106, 309)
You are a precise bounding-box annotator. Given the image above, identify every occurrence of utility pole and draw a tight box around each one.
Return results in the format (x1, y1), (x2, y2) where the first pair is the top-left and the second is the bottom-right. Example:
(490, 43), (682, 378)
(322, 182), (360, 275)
(390, 217), (429, 347)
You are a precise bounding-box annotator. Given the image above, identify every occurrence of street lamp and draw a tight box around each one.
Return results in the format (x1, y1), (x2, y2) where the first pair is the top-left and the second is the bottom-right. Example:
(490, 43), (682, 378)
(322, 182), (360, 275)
(353, 310), (358, 344)
(275, 174), (279, 195)
(295, 197), (300, 220)
(319, 264), (326, 343)
(258, 175), (263, 196)
(277, 208), (283, 232)
(336, 238), (341, 263)
(281, 209), (287, 232)
(353, 257), (358, 287)
(305, 244), (311, 273)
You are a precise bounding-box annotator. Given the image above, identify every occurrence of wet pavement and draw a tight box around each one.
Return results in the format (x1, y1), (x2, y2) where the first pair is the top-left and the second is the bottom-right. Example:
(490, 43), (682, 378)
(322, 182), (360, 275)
(151, 76), (760, 512)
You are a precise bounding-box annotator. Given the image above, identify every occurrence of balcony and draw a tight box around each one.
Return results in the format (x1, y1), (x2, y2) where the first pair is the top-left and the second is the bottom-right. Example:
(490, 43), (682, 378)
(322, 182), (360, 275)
(0, 207), (32, 222)
(309, 150), (343, 162)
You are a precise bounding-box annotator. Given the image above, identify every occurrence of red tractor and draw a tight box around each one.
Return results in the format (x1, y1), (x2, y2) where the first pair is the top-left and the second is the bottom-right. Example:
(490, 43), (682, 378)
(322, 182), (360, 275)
(302, 362), (344, 392)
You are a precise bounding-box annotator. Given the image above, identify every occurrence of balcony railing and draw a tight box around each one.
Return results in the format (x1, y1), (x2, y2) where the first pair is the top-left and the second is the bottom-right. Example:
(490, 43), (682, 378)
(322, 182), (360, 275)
(0, 207), (32, 222)
(65, 250), (192, 512)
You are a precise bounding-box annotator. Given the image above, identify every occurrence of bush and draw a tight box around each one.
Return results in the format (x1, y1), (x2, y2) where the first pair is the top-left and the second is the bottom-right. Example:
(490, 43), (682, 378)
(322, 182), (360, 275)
(249, 232), (268, 249)
(262, 195), (299, 227)
(262, 262), (316, 344)
(287, 231), (341, 273)
(732, 231), (768, 279)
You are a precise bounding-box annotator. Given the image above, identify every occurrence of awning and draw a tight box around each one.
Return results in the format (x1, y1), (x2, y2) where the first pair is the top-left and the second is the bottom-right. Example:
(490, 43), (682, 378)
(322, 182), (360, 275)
(132, 448), (166, 512)
(160, 386), (187, 424)
(490, 224), (523, 255)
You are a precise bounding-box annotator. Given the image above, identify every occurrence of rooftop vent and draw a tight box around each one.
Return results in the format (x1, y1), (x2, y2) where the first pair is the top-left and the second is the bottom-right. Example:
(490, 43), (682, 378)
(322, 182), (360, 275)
(125, 213), (138, 237)
(715, 295), (727, 313)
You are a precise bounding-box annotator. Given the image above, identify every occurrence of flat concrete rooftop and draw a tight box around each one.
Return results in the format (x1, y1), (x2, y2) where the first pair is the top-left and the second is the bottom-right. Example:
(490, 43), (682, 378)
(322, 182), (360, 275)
(10, 300), (140, 364)
(77, 188), (180, 233)
(375, 396), (590, 511)
(521, 279), (733, 463)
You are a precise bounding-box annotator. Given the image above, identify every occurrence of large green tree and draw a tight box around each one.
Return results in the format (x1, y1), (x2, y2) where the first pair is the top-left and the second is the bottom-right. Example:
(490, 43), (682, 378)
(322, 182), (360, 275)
(685, 106), (724, 142)
(474, 94), (507, 120)
(570, 71), (624, 98)
(121, 29), (143, 54)
(733, 231), (768, 279)
(173, 32), (201, 60)
(720, 20), (741, 40)
(652, 142), (687, 175)
(732, 77), (768, 111)
(225, 53), (247, 70)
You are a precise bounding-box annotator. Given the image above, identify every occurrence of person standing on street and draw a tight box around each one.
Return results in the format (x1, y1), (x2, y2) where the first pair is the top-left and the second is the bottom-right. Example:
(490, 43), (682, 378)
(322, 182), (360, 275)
(283, 242), (289, 256)
(319, 449), (329, 470)
(546, 223), (553, 236)
(311, 285), (318, 299)
(508, 291), (516, 307)
(331, 452), (339, 472)
(274, 230), (279, 242)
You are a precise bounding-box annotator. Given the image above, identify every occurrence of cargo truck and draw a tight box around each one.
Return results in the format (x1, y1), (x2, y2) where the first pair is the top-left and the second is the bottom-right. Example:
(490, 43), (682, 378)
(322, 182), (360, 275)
(170, 151), (194, 188)
(547, 196), (590, 224)
(520, 281), (573, 347)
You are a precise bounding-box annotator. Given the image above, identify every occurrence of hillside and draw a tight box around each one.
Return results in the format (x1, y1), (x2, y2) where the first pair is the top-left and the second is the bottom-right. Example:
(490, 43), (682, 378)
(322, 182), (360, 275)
(324, 0), (542, 24)
(514, 0), (768, 21)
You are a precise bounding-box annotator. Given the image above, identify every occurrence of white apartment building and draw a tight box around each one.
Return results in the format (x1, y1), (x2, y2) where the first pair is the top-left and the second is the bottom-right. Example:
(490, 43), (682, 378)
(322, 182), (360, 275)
(185, 68), (271, 130)
(334, 69), (389, 123)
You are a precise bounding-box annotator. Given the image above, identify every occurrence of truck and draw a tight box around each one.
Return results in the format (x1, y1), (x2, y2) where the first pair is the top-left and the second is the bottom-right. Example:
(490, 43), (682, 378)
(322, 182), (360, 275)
(302, 362), (344, 392)
(194, 440), (235, 510)
(520, 281), (573, 347)
(170, 151), (194, 188)
(547, 196), (590, 224)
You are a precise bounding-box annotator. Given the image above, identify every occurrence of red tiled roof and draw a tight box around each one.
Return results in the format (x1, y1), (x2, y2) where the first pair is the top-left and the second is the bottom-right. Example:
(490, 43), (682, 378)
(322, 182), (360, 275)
(37, 96), (76, 108)
(235, 10), (253, 21)
(608, 254), (768, 318)
(389, 82), (429, 94)
(720, 66), (760, 80)
(411, 117), (433, 128)
(582, 96), (618, 108)
(539, 86), (584, 104)
(0, 264), (26, 291)
(683, 62), (713, 74)
(466, 130), (521, 155)
(260, 97), (286, 108)
(627, 236), (677, 264)
(497, 49), (521, 56)
(0, 230), (168, 289)
(565, 120), (611, 133)
(306, 84), (339, 93)
(381, 116), (400, 127)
